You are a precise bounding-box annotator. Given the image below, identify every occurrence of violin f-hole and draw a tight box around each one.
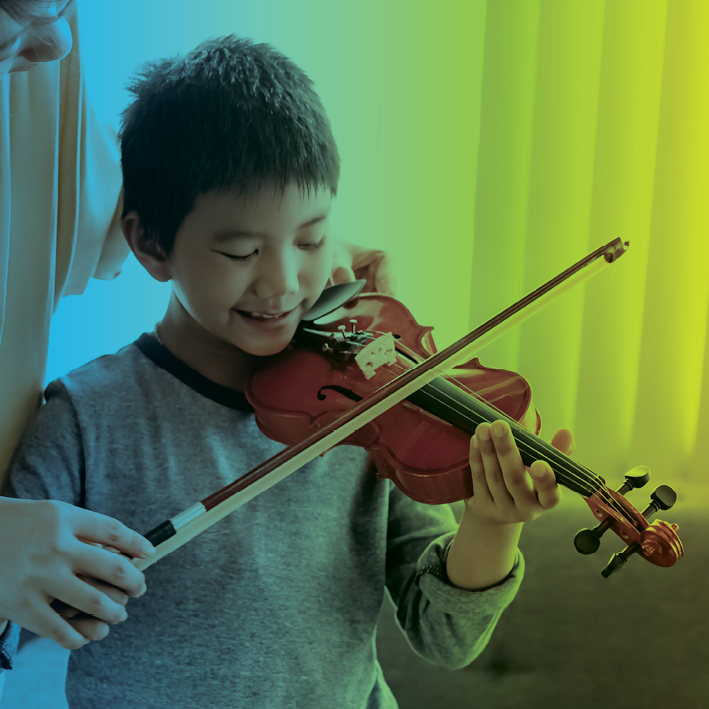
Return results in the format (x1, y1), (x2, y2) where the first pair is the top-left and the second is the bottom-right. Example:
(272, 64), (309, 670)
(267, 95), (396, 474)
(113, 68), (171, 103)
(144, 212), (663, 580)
(317, 385), (363, 403)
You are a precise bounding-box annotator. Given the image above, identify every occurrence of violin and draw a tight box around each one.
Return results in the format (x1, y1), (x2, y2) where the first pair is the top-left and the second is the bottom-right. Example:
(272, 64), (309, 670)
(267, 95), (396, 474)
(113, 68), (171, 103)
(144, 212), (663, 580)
(246, 291), (541, 505)
(138, 238), (683, 578)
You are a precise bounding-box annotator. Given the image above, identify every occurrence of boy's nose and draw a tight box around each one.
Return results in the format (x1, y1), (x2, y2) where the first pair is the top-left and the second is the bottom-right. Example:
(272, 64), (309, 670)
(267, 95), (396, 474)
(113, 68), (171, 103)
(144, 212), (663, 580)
(253, 257), (300, 299)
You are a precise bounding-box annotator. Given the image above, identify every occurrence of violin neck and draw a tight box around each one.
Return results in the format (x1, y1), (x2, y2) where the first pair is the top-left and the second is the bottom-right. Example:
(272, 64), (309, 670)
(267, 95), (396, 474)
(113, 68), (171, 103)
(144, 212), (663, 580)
(407, 378), (602, 498)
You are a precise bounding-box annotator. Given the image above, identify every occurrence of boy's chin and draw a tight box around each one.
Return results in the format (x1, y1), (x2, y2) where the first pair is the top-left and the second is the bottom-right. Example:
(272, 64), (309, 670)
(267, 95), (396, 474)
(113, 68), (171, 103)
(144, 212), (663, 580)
(232, 332), (294, 358)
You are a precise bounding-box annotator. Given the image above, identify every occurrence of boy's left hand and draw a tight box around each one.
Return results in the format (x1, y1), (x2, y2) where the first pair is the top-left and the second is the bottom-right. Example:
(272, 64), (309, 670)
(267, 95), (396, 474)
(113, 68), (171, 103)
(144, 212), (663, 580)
(466, 420), (574, 525)
(330, 239), (396, 296)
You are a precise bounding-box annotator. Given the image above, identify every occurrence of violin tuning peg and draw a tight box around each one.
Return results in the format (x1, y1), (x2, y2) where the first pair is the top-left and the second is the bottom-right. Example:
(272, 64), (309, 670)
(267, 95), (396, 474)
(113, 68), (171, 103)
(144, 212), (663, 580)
(574, 528), (602, 555)
(617, 465), (651, 495)
(574, 516), (613, 555)
(642, 484), (677, 522)
(601, 551), (629, 578)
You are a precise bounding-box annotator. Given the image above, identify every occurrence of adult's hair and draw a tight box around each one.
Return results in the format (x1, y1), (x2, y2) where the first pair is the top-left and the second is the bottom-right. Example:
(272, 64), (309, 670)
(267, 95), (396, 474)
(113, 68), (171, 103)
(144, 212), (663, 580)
(120, 36), (340, 254)
(0, 0), (73, 25)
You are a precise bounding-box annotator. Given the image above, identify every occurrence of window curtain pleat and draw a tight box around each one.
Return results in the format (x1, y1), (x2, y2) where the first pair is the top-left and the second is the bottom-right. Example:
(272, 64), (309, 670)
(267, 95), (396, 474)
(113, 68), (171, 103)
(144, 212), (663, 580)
(472, 0), (708, 486)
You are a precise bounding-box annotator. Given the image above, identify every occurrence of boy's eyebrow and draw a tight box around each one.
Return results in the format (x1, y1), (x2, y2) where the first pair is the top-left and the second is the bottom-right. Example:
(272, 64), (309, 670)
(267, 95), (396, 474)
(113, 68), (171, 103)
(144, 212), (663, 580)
(212, 214), (329, 242)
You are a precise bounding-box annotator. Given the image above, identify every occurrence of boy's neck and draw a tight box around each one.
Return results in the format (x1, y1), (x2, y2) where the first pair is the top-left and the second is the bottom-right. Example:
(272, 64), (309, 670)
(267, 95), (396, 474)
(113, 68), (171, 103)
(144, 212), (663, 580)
(156, 296), (258, 392)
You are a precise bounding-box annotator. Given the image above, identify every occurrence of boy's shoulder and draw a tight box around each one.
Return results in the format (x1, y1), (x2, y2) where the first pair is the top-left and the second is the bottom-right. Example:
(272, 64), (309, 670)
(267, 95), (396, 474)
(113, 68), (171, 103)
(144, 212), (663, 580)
(44, 336), (171, 420)
(50, 337), (150, 397)
(47, 334), (253, 418)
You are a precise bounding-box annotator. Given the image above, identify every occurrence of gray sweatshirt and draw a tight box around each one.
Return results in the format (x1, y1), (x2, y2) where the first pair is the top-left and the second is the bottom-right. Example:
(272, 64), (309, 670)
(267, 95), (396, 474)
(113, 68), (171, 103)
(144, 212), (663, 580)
(2, 335), (524, 708)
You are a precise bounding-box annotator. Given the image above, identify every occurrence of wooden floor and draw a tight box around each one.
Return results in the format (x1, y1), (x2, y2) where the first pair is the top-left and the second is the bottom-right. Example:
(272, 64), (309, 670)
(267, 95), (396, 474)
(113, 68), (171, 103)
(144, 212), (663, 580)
(2, 492), (705, 708)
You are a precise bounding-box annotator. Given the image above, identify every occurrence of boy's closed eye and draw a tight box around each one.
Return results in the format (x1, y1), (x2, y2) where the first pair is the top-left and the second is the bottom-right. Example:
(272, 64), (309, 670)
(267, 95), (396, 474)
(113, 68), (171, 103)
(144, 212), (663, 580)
(216, 237), (328, 263)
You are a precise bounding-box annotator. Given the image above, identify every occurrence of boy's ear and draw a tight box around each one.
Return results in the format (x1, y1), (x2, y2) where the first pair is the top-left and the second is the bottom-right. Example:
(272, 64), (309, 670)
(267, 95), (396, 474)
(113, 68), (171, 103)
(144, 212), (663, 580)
(121, 212), (171, 283)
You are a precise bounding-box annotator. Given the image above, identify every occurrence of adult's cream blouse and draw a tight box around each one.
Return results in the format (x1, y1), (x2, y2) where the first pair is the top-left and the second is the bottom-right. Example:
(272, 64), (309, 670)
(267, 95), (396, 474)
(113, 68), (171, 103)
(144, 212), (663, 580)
(0, 7), (129, 480)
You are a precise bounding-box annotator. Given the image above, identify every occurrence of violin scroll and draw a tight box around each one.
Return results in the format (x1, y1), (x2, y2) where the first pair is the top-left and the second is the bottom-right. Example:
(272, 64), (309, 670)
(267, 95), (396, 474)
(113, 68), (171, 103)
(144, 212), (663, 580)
(574, 467), (684, 577)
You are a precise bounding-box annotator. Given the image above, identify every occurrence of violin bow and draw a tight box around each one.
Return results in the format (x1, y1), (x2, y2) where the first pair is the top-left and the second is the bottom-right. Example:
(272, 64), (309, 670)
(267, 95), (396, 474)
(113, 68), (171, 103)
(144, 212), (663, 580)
(134, 238), (630, 572)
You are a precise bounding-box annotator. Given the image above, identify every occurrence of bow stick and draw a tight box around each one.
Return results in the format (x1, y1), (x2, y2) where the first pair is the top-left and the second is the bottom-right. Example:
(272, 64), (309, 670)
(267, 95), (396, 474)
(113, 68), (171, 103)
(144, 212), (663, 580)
(134, 238), (628, 571)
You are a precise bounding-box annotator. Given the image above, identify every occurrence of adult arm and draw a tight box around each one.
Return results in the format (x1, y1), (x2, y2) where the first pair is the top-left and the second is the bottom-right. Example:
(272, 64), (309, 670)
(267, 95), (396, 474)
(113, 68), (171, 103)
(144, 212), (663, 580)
(0, 383), (155, 653)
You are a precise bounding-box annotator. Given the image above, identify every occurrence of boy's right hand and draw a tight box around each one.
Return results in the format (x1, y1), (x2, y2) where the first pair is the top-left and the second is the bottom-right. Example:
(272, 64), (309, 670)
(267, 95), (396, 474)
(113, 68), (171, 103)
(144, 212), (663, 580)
(0, 498), (155, 650)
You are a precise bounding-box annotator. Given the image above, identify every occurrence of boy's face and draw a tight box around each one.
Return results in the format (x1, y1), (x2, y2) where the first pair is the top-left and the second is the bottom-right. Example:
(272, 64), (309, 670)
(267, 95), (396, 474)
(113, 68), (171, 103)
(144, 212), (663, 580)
(166, 184), (334, 358)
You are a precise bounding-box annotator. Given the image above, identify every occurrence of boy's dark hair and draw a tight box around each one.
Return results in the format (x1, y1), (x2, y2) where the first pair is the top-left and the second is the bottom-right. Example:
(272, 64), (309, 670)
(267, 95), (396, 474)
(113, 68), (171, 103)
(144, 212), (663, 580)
(119, 36), (340, 254)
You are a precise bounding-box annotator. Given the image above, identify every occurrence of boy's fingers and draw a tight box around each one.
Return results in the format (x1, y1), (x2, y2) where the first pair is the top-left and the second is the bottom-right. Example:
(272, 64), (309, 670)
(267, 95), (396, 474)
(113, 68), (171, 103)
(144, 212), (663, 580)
(477, 423), (515, 510)
(69, 505), (156, 560)
(488, 421), (535, 501)
(72, 541), (147, 598)
(551, 428), (575, 456)
(530, 461), (561, 509)
(469, 436), (494, 506)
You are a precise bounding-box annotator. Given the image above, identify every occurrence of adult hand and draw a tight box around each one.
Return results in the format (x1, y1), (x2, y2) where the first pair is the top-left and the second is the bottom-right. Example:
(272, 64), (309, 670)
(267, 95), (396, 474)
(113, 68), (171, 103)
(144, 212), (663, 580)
(330, 239), (397, 296)
(0, 498), (154, 649)
(52, 571), (131, 642)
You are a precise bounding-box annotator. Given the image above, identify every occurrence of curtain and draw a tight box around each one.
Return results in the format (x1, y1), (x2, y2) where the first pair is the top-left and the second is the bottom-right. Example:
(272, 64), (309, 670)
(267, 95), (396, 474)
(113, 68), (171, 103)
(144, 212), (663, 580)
(470, 0), (708, 488)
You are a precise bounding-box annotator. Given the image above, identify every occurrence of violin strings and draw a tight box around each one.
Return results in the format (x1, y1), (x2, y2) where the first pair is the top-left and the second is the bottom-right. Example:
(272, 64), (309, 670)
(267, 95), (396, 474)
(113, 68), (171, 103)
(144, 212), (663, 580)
(416, 377), (633, 525)
(376, 348), (631, 525)
(380, 338), (598, 489)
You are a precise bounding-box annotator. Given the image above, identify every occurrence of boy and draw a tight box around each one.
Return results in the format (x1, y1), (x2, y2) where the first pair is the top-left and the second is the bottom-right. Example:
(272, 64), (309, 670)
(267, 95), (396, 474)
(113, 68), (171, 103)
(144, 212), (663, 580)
(1, 37), (570, 707)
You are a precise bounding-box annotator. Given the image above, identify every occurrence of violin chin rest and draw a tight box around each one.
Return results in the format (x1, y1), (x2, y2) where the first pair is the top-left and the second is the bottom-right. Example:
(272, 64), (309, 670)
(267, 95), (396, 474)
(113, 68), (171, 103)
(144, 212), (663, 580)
(303, 280), (367, 322)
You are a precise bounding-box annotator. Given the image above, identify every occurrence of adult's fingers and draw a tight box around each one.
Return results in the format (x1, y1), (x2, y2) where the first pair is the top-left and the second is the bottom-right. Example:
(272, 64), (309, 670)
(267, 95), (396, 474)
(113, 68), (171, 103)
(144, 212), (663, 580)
(77, 574), (130, 605)
(55, 574), (131, 620)
(72, 542), (147, 598)
(24, 592), (90, 651)
(330, 264), (356, 286)
(66, 504), (156, 561)
(67, 619), (111, 642)
(351, 252), (397, 296)
(46, 573), (127, 626)
(370, 253), (397, 296)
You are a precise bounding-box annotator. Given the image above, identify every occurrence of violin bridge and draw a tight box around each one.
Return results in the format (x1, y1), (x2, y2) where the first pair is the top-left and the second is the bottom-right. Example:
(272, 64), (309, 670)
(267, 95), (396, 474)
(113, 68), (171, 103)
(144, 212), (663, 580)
(355, 333), (397, 380)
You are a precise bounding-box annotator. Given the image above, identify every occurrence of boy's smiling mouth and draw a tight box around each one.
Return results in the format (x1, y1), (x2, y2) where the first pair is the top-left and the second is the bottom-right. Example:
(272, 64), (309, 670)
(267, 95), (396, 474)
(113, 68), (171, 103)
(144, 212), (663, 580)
(234, 306), (300, 325)
(238, 309), (291, 319)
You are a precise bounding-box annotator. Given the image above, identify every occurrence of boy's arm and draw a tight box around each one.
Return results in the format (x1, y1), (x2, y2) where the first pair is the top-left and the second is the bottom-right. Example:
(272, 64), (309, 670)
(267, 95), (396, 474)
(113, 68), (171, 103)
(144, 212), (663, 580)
(385, 420), (571, 669)
(446, 421), (572, 590)
(0, 382), (151, 652)
(384, 482), (524, 670)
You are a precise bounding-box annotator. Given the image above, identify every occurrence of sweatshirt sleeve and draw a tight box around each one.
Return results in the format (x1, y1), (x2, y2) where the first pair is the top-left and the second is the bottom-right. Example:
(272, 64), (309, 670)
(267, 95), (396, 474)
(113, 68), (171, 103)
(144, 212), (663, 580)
(1, 380), (84, 506)
(0, 621), (20, 672)
(385, 482), (523, 669)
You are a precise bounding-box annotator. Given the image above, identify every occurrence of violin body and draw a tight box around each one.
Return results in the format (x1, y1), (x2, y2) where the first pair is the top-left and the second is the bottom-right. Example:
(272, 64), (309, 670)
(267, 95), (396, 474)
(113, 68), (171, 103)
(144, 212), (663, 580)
(246, 294), (541, 504)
